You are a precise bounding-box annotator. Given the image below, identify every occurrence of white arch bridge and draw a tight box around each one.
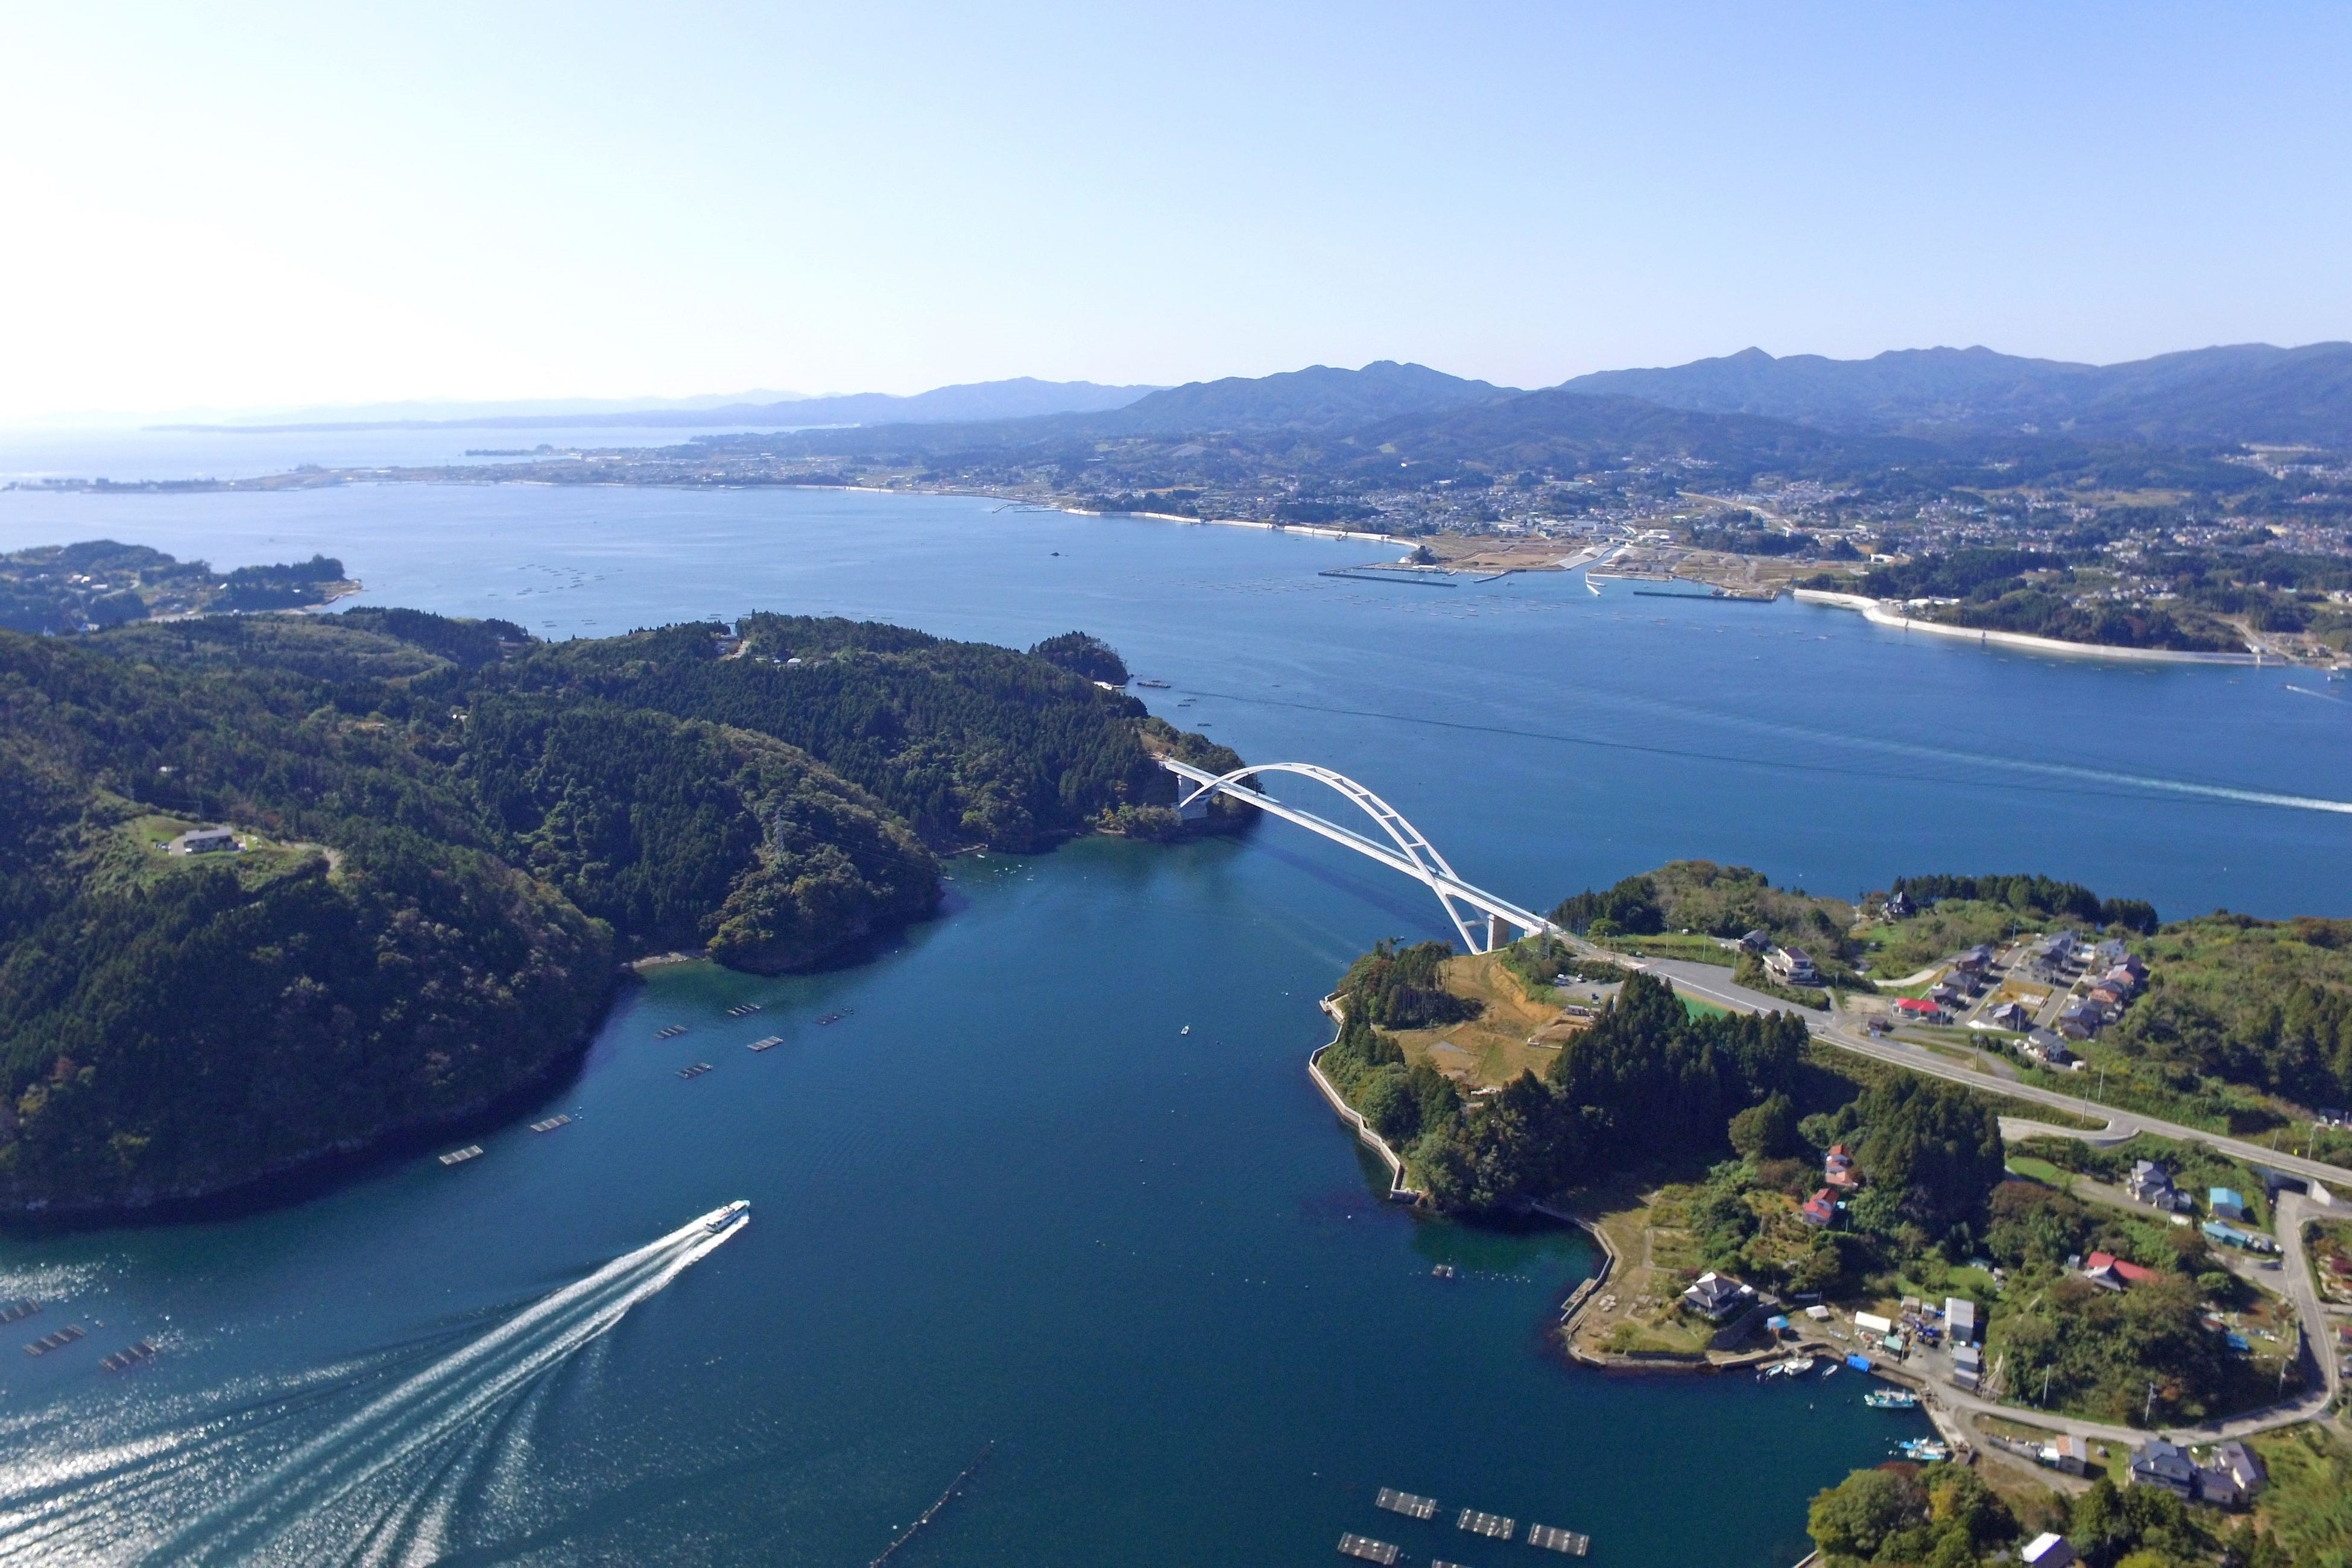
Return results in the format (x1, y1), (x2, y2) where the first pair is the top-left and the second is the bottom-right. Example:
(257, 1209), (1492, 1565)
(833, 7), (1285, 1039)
(1163, 757), (1557, 954)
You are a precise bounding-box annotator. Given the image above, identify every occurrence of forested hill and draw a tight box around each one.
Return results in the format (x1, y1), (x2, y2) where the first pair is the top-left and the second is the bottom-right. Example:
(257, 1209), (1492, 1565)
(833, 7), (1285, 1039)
(0, 606), (1227, 1215)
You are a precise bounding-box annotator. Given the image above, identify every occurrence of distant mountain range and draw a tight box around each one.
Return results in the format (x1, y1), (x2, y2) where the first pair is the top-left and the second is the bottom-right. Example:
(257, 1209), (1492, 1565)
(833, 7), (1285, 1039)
(1559, 342), (2352, 447)
(1097, 361), (1516, 433)
(157, 378), (1162, 434)
(153, 340), (2352, 454)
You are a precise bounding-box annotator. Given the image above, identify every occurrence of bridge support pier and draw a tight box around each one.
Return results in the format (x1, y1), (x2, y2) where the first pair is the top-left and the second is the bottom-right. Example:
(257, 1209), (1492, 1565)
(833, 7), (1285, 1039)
(1486, 912), (1513, 953)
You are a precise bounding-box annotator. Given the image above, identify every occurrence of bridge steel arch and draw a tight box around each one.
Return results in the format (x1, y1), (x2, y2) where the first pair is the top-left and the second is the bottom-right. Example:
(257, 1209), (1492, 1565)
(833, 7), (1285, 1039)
(1163, 758), (1554, 953)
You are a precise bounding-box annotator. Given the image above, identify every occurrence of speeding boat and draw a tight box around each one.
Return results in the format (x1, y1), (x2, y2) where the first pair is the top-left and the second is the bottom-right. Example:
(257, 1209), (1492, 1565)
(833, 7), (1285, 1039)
(705, 1200), (751, 1234)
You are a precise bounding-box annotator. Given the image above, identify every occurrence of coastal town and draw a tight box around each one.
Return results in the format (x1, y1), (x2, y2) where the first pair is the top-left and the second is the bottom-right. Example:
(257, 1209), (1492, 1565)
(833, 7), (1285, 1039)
(1306, 864), (2352, 1566)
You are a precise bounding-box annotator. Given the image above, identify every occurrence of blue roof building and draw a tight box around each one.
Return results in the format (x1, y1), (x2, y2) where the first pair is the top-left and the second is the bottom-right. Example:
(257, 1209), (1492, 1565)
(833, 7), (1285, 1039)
(2209, 1187), (2249, 1221)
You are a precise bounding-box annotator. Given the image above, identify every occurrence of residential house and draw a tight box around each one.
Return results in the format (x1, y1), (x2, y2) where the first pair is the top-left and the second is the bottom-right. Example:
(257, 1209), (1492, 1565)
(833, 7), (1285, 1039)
(2209, 1187), (2249, 1222)
(2051, 1436), (2090, 1478)
(1800, 1189), (1838, 1227)
(1944, 1297), (1977, 1345)
(1929, 980), (1965, 1010)
(2056, 999), (2100, 1041)
(1737, 929), (1770, 953)
(2125, 1160), (2189, 1212)
(1680, 1271), (1755, 1322)
(2023, 1530), (2079, 1566)
(1950, 1342), (1982, 1391)
(1985, 999), (2031, 1031)
(2081, 1251), (2164, 1291)
(1824, 1144), (1858, 1190)
(166, 826), (240, 855)
(2196, 1441), (2267, 1509)
(2029, 931), (2079, 978)
(2024, 1027), (2076, 1066)
(1892, 997), (1948, 1025)
(1764, 946), (1819, 987)
(2128, 1438), (2199, 1499)
(1952, 945), (1994, 976)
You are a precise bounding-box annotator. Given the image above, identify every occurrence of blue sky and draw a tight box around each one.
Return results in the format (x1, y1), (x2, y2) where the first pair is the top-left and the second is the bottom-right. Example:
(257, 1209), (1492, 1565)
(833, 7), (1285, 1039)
(2, 2), (2347, 417)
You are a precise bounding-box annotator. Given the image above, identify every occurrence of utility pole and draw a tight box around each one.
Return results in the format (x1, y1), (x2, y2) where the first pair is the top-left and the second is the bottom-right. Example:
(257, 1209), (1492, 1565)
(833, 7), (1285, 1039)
(2145, 1380), (2157, 1427)
(2041, 1365), (2053, 1408)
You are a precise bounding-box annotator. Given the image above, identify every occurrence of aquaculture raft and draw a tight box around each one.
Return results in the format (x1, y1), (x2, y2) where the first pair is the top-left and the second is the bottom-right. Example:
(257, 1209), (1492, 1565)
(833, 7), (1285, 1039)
(0, 1300), (39, 1324)
(529, 1114), (572, 1133)
(438, 1145), (483, 1166)
(725, 1002), (763, 1018)
(677, 1063), (713, 1080)
(1529, 1522), (1591, 1555)
(1458, 1509), (1516, 1540)
(1374, 1487), (1438, 1520)
(101, 1339), (159, 1373)
(745, 1035), (785, 1052)
(25, 1324), (84, 1356)
(1336, 1535), (1400, 1564)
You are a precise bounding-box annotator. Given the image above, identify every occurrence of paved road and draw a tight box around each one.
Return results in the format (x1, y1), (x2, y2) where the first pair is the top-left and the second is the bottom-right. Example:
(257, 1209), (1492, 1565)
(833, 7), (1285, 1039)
(1624, 953), (2352, 1188)
(2274, 1191), (2345, 1412)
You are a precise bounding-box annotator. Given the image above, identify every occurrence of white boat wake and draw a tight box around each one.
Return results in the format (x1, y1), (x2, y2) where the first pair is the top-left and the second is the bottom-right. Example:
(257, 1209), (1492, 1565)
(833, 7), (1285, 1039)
(0, 1203), (748, 1567)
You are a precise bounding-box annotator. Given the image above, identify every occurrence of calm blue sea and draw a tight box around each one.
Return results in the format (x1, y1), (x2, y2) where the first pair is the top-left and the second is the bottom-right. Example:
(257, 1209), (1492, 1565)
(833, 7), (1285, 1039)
(0, 469), (2342, 1564)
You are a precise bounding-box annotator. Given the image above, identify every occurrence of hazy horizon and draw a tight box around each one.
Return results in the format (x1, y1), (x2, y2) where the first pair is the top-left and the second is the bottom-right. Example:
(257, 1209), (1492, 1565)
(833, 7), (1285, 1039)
(4, 4), (2348, 422)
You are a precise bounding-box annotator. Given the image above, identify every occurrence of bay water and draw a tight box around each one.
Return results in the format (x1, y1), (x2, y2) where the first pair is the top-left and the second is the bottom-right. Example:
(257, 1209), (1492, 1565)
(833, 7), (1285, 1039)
(0, 476), (2344, 1564)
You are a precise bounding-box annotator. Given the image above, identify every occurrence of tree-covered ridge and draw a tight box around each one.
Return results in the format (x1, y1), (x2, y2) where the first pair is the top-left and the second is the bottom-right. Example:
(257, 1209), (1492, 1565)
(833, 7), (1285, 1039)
(1891, 872), (2159, 936)
(0, 539), (356, 634)
(0, 602), (1226, 1212)
(473, 614), (1174, 850)
(2110, 914), (2352, 1117)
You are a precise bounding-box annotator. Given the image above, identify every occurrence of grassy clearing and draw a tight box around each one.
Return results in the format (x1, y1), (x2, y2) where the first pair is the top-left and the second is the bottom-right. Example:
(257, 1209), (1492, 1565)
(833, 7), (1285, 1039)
(2252, 1426), (2352, 1564)
(1390, 951), (1582, 1091)
(1604, 933), (1736, 968)
(1563, 1172), (1722, 1359)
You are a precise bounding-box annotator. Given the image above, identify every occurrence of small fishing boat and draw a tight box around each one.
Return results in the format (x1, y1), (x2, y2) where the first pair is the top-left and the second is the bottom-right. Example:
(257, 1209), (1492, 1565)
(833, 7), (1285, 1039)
(1180, 1025), (1191, 1035)
(1136, 678), (1172, 689)
(1896, 1438), (1951, 1462)
(1864, 1389), (1919, 1409)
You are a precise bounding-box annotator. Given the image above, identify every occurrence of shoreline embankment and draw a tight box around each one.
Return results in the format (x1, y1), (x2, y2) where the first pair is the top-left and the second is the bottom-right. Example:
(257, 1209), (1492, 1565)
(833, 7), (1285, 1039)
(1793, 589), (2265, 665)
(1308, 996), (1421, 1202)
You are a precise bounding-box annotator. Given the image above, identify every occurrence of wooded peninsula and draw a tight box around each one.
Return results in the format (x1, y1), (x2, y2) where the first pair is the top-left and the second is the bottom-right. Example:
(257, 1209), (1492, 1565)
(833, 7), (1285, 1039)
(0, 595), (1240, 1216)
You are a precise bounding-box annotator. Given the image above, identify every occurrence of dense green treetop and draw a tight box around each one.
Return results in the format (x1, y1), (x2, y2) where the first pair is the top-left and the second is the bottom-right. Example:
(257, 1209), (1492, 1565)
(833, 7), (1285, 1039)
(0, 601), (1224, 1213)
